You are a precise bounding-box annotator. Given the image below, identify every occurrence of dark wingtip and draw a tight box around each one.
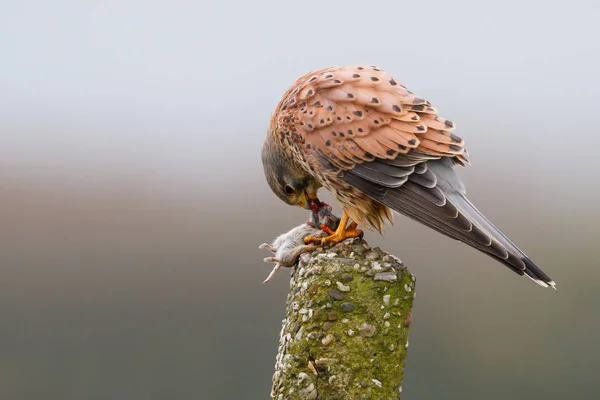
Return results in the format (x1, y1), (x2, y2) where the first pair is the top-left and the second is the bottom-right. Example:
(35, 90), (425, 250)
(522, 257), (556, 289)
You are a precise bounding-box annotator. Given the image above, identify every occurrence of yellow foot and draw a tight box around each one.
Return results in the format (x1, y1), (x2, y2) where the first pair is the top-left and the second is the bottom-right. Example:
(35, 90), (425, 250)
(304, 212), (363, 248)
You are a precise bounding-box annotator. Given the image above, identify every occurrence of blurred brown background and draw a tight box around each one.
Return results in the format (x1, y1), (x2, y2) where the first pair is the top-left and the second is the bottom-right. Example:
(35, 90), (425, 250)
(1, 1), (599, 399)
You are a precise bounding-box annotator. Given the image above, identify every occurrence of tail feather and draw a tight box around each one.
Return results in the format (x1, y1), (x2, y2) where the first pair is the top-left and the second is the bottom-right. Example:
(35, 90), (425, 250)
(428, 160), (556, 289)
(443, 182), (555, 288)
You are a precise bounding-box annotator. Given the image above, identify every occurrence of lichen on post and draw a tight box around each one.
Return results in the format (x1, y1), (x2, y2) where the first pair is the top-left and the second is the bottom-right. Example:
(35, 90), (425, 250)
(269, 238), (415, 400)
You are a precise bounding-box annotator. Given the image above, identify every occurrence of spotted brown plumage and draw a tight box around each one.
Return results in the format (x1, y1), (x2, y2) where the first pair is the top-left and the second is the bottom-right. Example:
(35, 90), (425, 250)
(262, 65), (555, 288)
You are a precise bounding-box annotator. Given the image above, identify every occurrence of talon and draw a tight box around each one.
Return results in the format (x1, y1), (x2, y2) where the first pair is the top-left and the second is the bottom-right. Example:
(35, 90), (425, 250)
(344, 222), (363, 240)
(304, 235), (320, 244)
(310, 212), (363, 248)
(320, 224), (336, 236)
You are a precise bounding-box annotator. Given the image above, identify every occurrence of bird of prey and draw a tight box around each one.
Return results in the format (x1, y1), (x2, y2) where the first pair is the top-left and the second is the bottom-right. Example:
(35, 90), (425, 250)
(261, 65), (555, 288)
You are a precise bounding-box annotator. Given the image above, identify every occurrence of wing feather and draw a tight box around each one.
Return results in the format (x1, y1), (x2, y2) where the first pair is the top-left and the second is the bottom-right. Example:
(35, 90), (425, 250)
(346, 156), (554, 287)
(273, 65), (469, 171)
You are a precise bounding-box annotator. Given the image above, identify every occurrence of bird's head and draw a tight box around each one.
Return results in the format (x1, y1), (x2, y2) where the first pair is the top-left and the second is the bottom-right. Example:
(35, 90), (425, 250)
(262, 139), (321, 211)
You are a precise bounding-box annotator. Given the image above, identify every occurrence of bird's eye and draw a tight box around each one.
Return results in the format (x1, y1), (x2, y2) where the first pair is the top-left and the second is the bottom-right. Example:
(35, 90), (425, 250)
(284, 184), (296, 196)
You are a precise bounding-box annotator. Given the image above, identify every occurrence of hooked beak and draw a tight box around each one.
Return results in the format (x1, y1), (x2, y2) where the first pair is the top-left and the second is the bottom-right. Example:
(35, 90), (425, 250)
(300, 189), (320, 211)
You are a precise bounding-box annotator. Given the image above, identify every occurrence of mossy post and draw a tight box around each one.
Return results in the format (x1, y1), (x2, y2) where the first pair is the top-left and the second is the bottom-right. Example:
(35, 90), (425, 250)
(270, 238), (415, 400)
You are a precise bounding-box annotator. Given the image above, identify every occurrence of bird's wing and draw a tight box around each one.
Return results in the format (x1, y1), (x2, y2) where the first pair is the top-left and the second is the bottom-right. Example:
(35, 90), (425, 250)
(274, 65), (469, 171)
(343, 157), (554, 288)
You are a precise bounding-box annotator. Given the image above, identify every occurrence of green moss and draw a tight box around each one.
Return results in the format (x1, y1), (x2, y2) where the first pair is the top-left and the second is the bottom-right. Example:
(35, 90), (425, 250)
(270, 239), (415, 400)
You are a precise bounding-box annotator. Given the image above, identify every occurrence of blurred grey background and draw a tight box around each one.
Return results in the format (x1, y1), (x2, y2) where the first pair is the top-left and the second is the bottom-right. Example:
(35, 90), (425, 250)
(1, 0), (599, 399)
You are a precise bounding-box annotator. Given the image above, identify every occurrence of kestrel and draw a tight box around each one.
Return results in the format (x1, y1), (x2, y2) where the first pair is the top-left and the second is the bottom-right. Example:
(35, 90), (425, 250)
(262, 65), (555, 288)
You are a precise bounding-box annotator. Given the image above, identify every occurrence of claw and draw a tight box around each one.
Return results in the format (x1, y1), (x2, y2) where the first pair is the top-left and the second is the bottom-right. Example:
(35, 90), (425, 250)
(304, 212), (363, 248)
(304, 235), (321, 245)
(320, 224), (336, 236)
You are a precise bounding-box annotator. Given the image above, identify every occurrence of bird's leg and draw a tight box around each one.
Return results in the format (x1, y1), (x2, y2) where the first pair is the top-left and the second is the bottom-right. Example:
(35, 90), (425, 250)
(304, 211), (363, 248)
